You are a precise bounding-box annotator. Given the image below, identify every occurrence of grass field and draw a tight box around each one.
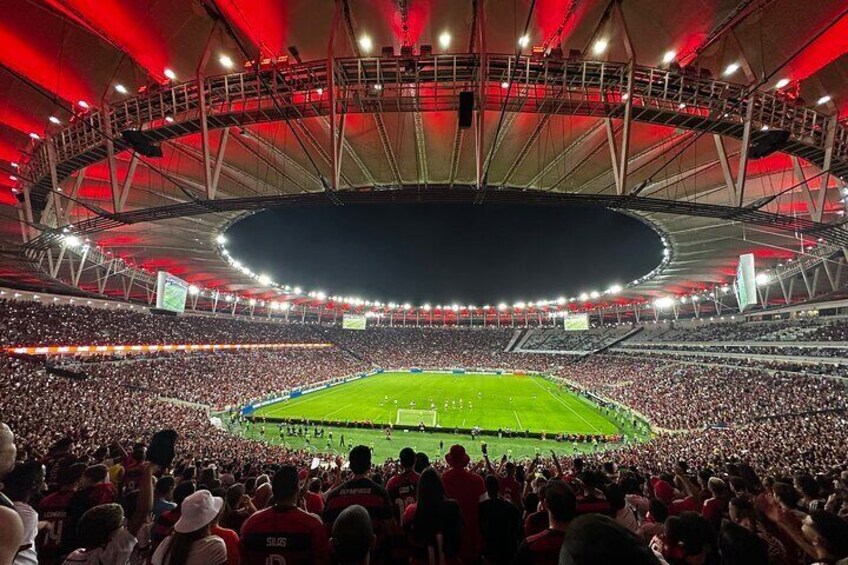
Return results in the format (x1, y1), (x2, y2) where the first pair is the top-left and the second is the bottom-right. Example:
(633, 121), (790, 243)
(252, 371), (618, 436)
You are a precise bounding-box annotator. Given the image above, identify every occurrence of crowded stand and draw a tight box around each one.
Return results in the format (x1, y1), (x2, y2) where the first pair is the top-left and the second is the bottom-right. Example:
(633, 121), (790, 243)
(515, 326), (634, 352)
(628, 318), (848, 344)
(2, 300), (848, 564)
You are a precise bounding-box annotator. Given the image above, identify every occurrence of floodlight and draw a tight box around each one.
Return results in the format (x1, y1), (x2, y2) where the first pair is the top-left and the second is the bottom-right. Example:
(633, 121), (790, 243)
(592, 39), (608, 55)
(164, 68), (177, 80)
(722, 63), (739, 76)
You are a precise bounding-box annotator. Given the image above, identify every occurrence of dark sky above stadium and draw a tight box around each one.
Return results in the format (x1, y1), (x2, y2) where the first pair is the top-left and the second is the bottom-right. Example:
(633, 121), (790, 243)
(227, 203), (663, 304)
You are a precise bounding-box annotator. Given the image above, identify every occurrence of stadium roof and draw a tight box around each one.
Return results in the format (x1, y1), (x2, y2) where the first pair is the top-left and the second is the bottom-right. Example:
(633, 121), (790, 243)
(1, 0), (848, 319)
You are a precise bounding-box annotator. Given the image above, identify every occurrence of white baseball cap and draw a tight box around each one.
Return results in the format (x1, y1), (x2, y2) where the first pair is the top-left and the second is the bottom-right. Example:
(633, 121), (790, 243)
(174, 490), (224, 533)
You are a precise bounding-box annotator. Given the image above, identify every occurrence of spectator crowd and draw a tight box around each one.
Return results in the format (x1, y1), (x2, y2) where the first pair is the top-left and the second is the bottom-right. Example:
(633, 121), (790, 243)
(1, 298), (848, 564)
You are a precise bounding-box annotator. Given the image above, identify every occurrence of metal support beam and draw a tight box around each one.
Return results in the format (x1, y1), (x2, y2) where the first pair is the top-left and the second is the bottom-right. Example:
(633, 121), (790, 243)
(713, 134), (738, 206)
(328, 0), (341, 191)
(197, 22), (217, 200)
(475, 0), (486, 189)
(209, 128), (230, 200)
(101, 103), (122, 213)
(61, 168), (87, 225)
(735, 97), (755, 207)
(117, 154), (139, 212)
(815, 117), (837, 222)
(791, 156), (819, 220)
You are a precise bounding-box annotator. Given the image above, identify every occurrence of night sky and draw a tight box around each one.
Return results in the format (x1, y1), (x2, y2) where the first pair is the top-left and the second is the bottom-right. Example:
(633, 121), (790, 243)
(227, 203), (663, 304)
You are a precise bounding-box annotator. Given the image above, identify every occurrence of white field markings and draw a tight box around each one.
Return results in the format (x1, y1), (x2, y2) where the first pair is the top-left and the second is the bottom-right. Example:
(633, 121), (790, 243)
(323, 403), (353, 419)
(513, 410), (524, 429)
(529, 377), (604, 434)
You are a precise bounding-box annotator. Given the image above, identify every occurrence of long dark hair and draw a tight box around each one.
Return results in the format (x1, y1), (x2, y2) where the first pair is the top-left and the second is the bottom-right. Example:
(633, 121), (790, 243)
(414, 468), (446, 542)
(162, 527), (207, 565)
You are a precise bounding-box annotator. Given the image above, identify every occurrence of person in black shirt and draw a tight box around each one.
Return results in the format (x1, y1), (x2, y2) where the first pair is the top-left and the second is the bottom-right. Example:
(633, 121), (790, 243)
(480, 475), (522, 564)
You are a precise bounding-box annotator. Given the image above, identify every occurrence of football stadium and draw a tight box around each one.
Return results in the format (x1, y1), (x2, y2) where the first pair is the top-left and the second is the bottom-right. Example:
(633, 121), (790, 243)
(1, 1), (848, 563)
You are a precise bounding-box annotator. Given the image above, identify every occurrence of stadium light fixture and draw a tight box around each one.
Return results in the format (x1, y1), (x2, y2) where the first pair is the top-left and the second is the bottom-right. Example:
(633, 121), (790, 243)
(49, 116), (61, 125)
(164, 68), (177, 80)
(654, 296), (674, 309)
(817, 95), (831, 105)
(514, 301), (526, 309)
(115, 83), (128, 95)
(373, 83), (383, 91)
(280, 302), (290, 310)
(219, 54), (235, 69)
(451, 304), (460, 311)
(423, 304), (431, 311)
(293, 286), (303, 294)
(164, 115), (175, 123)
(77, 100), (90, 109)
(403, 303), (411, 310)
(662, 50), (676, 64)
(257, 274), (272, 286)
(188, 285), (200, 295)
(29, 132), (41, 140)
(316, 292), (326, 300)
(607, 284), (623, 294)
(10, 162), (18, 168)
(589, 291), (600, 299)
(497, 303), (507, 311)
(501, 81), (510, 89)
(579, 292), (589, 301)
(249, 298), (257, 306)
(755, 273), (770, 286)
(518, 35), (530, 48)
(592, 39), (608, 55)
(63, 234), (81, 248)
(439, 31), (451, 50)
(216, 234), (226, 244)
(723, 62), (740, 76)
(775, 78), (790, 89)
(359, 35), (373, 52)
(720, 285), (730, 294)
(9, 175), (17, 182)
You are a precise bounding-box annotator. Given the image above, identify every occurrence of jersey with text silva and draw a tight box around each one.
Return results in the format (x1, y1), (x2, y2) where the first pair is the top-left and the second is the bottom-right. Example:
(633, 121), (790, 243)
(240, 505), (330, 565)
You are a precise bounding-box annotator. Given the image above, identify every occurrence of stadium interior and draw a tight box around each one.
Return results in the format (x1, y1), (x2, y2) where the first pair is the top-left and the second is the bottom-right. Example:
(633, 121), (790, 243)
(1, 1), (848, 564)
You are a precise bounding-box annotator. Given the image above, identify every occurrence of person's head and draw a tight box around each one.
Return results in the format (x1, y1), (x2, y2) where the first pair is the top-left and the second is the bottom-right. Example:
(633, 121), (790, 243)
(505, 462), (516, 477)
(559, 514), (659, 565)
(132, 443), (146, 462)
(718, 520), (768, 565)
(485, 474), (500, 498)
(173, 481), (196, 508)
(728, 497), (757, 530)
(545, 480), (576, 528)
(728, 476), (750, 497)
(176, 489), (222, 529)
(166, 490), (224, 564)
(801, 510), (848, 560)
(331, 505), (374, 565)
(605, 484), (626, 512)
(0, 423), (15, 476)
(77, 504), (126, 549)
(82, 464), (108, 488)
(2, 460), (46, 501)
(417, 468), (445, 505)
(665, 512), (713, 562)
(647, 498), (668, 524)
(707, 477), (728, 499)
(308, 477), (322, 494)
(794, 474), (820, 500)
(413, 452), (430, 473)
(349, 446), (372, 476)
(155, 475), (176, 500)
(57, 462), (86, 490)
(271, 466), (299, 505)
(772, 482), (800, 510)
(399, 447), (415, 470)
(225, 483), (245, 508)
(445, 445), (470, 469)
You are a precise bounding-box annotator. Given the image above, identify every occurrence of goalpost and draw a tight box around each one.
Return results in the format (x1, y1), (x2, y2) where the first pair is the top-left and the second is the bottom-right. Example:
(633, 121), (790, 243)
(396, 409), (437, 427)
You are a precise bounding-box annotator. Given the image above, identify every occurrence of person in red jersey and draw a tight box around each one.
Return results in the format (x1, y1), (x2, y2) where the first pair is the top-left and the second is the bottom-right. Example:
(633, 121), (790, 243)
(385, 448), (419, 517)
(441, 444), (486, 564)
(240, 465), (330, 565)
(322, 445), (395, 562)
(37, 463), (85, 564)
(512, 481), (576, 565)
(61, 465), (115, 555)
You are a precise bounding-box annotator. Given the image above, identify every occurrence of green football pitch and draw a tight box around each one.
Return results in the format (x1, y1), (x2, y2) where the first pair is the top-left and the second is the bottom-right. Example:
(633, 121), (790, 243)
(252, 371), (619, 435)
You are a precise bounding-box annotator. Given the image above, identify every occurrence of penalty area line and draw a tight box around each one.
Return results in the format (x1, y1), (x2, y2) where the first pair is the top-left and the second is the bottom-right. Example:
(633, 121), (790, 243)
(513, 410), (524, 430)
(529, 377), (603, 434)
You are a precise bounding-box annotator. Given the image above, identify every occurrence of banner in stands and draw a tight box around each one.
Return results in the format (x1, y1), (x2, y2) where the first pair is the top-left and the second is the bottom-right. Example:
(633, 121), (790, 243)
(735, 253), (758, 312)
(342, 313), (367, 330)
(156, 271), (189, 313)
(563, 312), (590, 331)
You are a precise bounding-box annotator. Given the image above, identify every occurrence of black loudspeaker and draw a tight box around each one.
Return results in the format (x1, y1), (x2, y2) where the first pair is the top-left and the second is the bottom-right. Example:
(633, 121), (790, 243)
(122, 130), (164, 157)
(458, 91), (474, 129)
(748, 129), (790, 159)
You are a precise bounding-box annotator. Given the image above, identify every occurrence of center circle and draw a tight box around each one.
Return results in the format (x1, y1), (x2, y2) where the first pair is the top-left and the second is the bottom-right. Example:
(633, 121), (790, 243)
(226, 202), (664, 304)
